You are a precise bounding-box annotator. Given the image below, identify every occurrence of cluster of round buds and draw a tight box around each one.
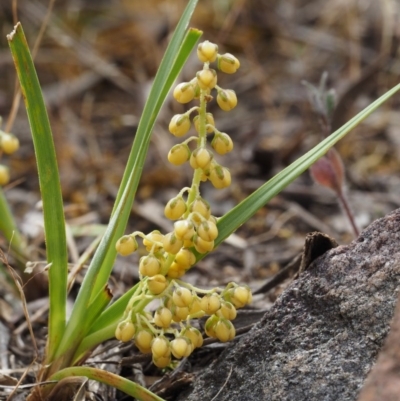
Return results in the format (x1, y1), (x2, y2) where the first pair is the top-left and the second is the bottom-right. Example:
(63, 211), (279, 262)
(0, 128), (19, 186)
(114, 41), (251, 369)
(114, 282), (252, 368)
(168, 40), (239, 190)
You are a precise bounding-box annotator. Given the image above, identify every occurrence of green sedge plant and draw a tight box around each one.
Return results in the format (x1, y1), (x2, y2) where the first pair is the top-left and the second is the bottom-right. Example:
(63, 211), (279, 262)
(4, 0), (400, 399)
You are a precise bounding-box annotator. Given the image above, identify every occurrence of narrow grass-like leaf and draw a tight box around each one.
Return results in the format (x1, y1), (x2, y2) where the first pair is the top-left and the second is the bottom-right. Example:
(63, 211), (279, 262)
(7, 23), (68, 359)
(50, 367), (166, 401)
(215, 83), (400, 247)
(198, 82), (400, 260)
(55, 2), (201, 361)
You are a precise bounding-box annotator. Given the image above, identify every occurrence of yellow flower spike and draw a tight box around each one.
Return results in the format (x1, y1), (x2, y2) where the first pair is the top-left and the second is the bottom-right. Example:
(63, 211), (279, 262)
(151, 336), (171, 359)
(170, 337), (193, 359)
(134, 329), (154, 353)
(217, 89), (238, 111)
(147, 274), (168, 295)
(162, 232), (184, 254)
(168, 143), (191, 166)
(217, 53), (240, 74)
(193, 113), (215, 133)
(211, 132), (234, 155)
(1, 133), (19, 154)
(197, 219), (218, 242)
(173, 82), (196, 103)
(174, 248), (196, 269)
(197, 40), (218, 63)
(172, 287), (193, 307)
(200, 293), (221, 315)
(193, 234), (214, 254)
(165, 196), (187, 220)
(218, 301), (237, 320)
(174, 220), (195, 241)
(209, 165), (231, 189)
(169, 114), (191, 137)
(214, 319), (236, 342)
(196, 69), (217, 90)
(190, 148), (213, 170)
(115, 235), (138, 256)
(231, 285), (253, 308)
(139, 254), (162, 277)
(115, 321), (136, 342)
(154, 306), (173, 328)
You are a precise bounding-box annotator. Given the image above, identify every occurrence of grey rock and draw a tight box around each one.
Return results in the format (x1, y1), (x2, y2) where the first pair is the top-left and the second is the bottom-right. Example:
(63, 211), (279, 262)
(178, 209), (400, 401)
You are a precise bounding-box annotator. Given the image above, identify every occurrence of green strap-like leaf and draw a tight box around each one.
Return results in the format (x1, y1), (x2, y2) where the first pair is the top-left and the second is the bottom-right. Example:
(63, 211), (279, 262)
(7, 23), (68, 359)
(50, 366), (166, 401)
(212, 82), (400, 252)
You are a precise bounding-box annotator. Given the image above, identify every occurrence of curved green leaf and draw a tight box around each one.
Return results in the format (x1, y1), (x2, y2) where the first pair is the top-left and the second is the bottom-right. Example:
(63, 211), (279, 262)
(7, 23), (68, 359)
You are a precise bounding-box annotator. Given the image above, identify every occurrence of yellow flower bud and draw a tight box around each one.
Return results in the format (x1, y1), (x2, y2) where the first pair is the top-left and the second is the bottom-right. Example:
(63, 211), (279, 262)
(211, 132), (234, 155)
(197, 220), (218, 242)
(193, 234), (214, 254)
(1, 133), (19, 154)
(167, 261), (186, 278)
(189, 197), (211, 222)
(193, 113), (215, 134)
(139, 254), (162, 277)
(162, 232), (184, 254)
(154, 306), (173, 328)
(183, 238), (194, 248)
(217, 53), (240, 74)
(115, 235), (138, 256)
(173, 305), (190, 321)
(168, 143), (191, 165)
(189, 296), (203, 316)
(197, 40), (218, 63)
(190, 148), (213, 170)
(231, 285), (252, 308)
(153, 354), (171, 368)
(143, 230), (164, 252)
(217, 89), (237, 111)
(182, 327), (203, 348)
(151, 336), (170, 358)
(218, 301), (237, 320)
(165, 196), (187, 220)
(196, 69), (217, 90)
(214, 319), (235, 342)
(200, 293), (221, 315)
(115, 321), (136, 342)
(174, 219), (195, 240)
(174, 248), (196, 269)
(170, 337), (192, 359)
(173, 287), (193, 307)
(173, 82), (195, 103)
(209, 165), (231, 189)
(147, 274), (168, 295)
(169, 114), (191, 137)
(134, 329), (154, 353)
(205, 315), (219, 338)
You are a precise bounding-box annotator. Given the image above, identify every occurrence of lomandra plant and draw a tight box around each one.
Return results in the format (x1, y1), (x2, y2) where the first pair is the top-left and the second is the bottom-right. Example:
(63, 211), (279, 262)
(4, 0), (400, 399)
